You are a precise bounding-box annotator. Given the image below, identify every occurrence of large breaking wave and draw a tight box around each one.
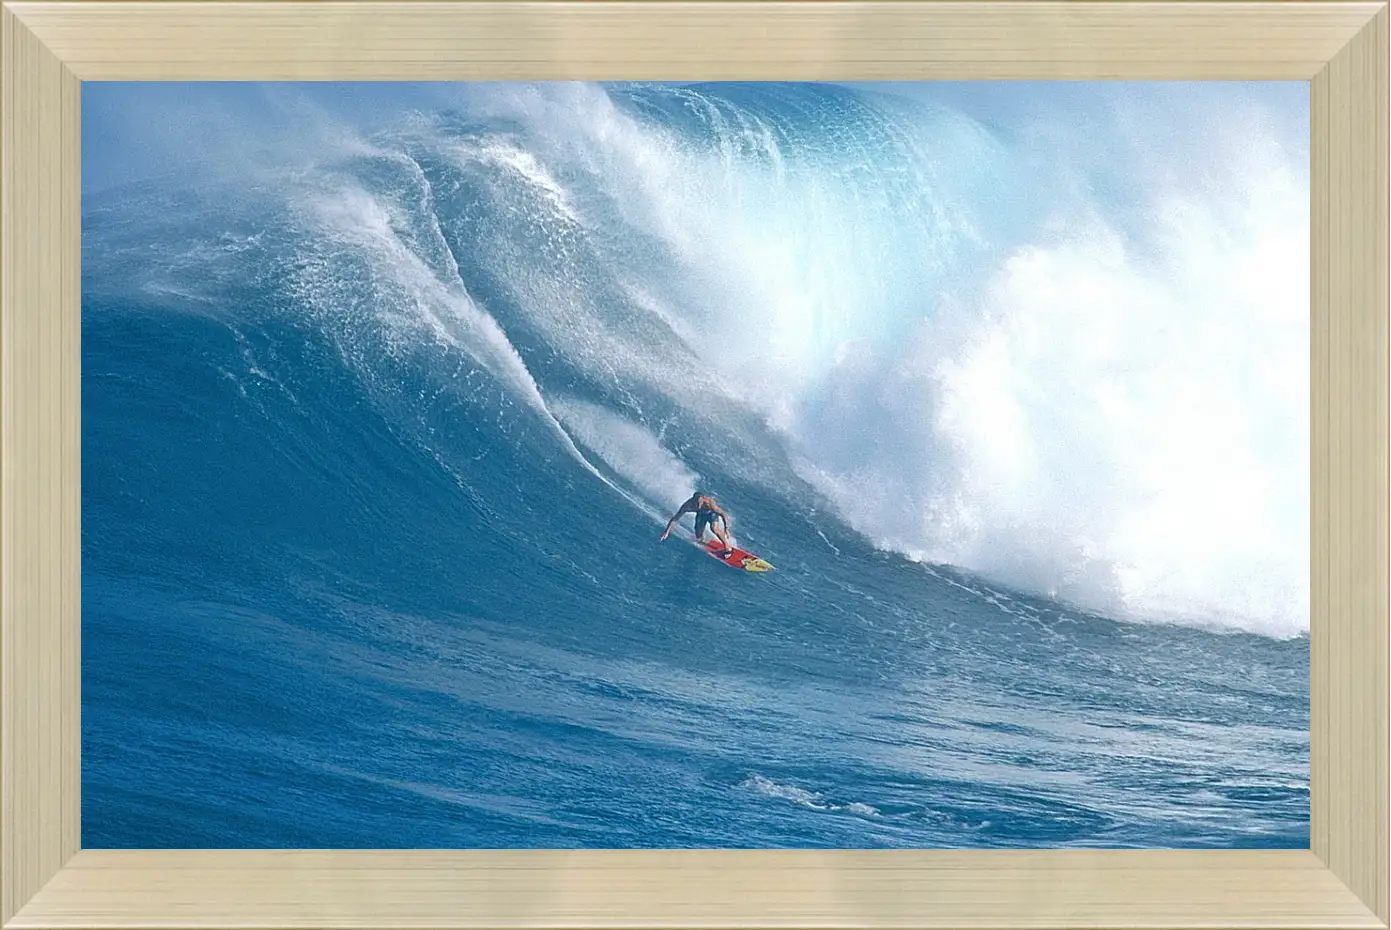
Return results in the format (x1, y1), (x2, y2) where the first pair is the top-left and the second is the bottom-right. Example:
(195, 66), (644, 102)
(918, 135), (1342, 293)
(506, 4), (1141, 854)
(84, 80), (1309, 638)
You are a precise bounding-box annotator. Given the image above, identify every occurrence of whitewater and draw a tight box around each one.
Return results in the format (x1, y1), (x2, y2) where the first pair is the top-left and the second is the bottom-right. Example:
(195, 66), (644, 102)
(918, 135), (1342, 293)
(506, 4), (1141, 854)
(82, 81), (1309, 848)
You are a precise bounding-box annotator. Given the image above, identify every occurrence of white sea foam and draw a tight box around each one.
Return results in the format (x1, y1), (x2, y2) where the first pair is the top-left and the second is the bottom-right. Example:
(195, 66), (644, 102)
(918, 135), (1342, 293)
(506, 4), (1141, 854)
(742, 775), (880, 817)
(788, 153), (1309, 638)
(497, 84), (1312, 638)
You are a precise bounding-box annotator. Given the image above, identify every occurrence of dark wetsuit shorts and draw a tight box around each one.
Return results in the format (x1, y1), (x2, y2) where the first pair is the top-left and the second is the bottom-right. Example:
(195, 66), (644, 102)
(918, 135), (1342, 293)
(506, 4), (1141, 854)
(695, 508), (720, 535)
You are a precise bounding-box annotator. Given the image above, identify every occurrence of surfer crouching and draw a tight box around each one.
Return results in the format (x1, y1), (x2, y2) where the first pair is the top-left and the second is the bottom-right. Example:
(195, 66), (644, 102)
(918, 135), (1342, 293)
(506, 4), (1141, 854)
(660, 492), (734, 556)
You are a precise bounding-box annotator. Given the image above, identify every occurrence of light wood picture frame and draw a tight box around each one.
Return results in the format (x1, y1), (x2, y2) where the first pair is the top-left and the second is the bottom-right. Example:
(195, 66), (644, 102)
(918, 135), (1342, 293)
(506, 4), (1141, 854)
(2, 1), (1387, 927)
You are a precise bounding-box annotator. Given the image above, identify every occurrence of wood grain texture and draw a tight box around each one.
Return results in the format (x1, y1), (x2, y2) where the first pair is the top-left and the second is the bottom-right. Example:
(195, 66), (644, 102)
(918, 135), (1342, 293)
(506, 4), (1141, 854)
(0, 5), (81, 925)
(1310, 6), (1391, 922)
(0, 1), (1387, 929)
(6, 1), (1386, 80)
(8, 850), (1386, 929)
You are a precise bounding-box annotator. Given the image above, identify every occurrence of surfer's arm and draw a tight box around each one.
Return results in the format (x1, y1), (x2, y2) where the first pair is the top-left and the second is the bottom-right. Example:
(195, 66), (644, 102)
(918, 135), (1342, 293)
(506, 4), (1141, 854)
(659, 505), (692, 540)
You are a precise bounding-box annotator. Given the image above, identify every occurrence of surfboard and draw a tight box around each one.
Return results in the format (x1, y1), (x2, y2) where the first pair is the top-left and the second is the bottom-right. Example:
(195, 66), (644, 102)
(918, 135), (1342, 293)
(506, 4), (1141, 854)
(701, 537), (774, 572)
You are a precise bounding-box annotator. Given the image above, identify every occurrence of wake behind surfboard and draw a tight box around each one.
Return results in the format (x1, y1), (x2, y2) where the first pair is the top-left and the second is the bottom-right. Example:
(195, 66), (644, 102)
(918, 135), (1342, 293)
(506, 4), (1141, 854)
(701, 537), (774, 572)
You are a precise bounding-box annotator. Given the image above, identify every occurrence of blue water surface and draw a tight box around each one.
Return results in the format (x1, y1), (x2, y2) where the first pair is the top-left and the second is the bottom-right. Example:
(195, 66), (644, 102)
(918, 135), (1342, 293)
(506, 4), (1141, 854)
(82, 81), (1309, 849)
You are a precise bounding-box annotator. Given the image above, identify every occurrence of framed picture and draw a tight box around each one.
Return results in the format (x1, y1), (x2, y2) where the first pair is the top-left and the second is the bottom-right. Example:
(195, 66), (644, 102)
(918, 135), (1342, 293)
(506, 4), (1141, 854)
(3, 2), (1386, 928)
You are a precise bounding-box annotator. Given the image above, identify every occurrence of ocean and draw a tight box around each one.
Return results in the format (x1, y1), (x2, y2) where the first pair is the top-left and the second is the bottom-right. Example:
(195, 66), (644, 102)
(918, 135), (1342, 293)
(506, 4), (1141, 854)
(82, 81), (1310, 849)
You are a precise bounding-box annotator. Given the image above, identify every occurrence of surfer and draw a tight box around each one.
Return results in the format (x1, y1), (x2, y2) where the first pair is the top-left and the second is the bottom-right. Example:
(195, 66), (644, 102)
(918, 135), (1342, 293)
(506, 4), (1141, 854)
(660, 492), (734, 556)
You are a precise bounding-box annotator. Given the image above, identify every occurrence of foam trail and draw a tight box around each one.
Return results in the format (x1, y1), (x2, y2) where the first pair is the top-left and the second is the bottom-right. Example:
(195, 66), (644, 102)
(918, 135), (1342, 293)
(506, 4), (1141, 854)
(548, 399), (736, 546)
(292, 176), (646, 513)
(550, 398), (699, 514)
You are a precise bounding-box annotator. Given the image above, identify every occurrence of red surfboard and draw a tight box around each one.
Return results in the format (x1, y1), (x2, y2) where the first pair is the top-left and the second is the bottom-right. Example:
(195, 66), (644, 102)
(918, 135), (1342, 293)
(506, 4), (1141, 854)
(701, 537), (774, 572)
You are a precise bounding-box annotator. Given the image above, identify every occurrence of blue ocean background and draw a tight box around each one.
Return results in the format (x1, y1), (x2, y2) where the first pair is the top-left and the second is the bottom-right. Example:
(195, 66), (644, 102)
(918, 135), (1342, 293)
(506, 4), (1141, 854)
(82, 81), (1310, 849)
